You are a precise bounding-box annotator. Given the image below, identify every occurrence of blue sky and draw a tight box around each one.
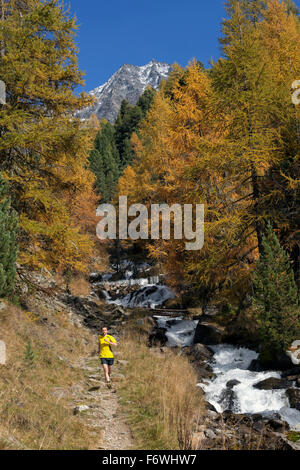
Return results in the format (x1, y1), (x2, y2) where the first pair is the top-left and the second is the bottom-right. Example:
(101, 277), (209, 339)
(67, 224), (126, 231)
(69, 0), (300, 92)
(69, 0), (226, 91)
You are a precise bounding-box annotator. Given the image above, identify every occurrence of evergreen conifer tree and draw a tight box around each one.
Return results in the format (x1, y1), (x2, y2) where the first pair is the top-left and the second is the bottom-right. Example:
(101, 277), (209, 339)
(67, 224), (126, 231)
(0, 173), (18, 297)
(89, 88), (156, 201)
(135, 87), (156, 118)
(114, 89), (155, 168)
(252, 223), (300, 355)
(89, 121), (120, 202)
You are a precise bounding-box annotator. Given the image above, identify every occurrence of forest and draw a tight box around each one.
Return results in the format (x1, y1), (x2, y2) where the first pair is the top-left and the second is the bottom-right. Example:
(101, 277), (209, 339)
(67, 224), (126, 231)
(0, 0), (300, 372)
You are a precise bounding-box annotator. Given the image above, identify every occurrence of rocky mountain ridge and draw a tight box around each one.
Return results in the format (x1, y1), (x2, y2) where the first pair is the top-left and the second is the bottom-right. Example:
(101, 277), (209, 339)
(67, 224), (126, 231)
(77, 60), (172, 123)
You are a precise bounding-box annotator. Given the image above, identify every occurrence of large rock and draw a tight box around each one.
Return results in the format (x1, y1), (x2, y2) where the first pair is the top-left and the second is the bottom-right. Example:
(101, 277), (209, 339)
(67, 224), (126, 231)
(226, 379), (241, 389)
(193, 321), (225, 345)
(188, 343), (214, 362)
(194, 363), (214, 380)
(73, 405), (90, 415)
(148, 327), (168, 347)
(185, 344), (214, 380)
(205, 429), (217, 439)
(282, 366), (300, 378)
(253, 377), (294, 390)
(219, 388), (237, 412)
(286, 340), (300, 365)
(266, 418), (290, 432)
(204, 401), (219, 413)
(273, 433), (300, 450)
(249, 351), (295, 372)
(286, 388), (300, 411)
(89, 272), (103, 283)
(197, 409), (292, 450)
(62, 294), (127, 330)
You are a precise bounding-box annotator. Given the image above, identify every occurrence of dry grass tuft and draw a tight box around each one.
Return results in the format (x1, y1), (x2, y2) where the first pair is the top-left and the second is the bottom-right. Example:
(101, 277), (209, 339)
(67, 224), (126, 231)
(117, 330), (204, 450)
(69, 276), (91, 297)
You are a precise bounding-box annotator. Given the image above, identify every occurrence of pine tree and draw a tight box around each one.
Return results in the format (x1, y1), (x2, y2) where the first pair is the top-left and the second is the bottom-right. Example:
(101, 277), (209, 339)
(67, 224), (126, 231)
(135, 87), (156, 118)
(213, 0), (277, 256)
(252, 223), (300, 355)
(89, 88), (156, 202)
(114, 100), (142, 168)
(89, 121), (120, 202)
(114, 88), (155, 169)
(0, 173), (18, 297)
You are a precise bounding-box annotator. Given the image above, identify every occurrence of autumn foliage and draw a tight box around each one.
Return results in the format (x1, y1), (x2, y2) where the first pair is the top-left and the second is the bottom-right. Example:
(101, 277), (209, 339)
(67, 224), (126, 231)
(118, 0), (300, 302)
(0, 0), (101, 274)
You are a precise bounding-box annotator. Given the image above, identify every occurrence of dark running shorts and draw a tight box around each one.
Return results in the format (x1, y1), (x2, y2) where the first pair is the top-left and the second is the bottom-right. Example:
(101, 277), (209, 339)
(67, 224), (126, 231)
(100, 358), (114, 366)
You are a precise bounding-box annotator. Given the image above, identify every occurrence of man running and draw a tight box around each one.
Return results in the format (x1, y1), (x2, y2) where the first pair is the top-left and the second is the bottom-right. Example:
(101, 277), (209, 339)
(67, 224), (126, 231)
(98, 326), (118, 388)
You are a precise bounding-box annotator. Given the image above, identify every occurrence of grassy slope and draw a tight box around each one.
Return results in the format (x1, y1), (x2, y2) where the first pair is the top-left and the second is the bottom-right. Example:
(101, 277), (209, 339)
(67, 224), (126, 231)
(0, 301), (96, 450)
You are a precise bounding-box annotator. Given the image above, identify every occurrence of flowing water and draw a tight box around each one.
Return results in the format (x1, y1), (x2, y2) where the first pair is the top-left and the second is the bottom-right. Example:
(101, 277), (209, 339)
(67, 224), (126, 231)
(154, 315), (198, 348)
(199, 344), (300, 430)
(99, 267), (300, 431)
(107, 284), (175, 308)
(154, 314), (300, 430)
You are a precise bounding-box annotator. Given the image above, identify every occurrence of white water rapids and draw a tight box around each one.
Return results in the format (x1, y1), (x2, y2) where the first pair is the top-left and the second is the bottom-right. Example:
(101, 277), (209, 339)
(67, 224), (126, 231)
(199, 344), (300, 430)
(155, 315), (198, 348)
(107, 284), (175, 308)
(152, 312), (300, 430)
(95, 264), (175, 308)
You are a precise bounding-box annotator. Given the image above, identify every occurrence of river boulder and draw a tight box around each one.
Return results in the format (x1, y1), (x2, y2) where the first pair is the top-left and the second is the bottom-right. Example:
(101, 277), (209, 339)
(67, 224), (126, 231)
(226, 379), (241, 389)
(188, 343), (214, 362)
(148, 327), (168, 347)
(286, 340), (300, 366)
(281, 366), (300, 378)
(286, 388), (300, 411)
(249, 351), (295, 372)
(184, 344), (214, 380)
(193, 321), (226, 345)
(253, 377), (294, 390)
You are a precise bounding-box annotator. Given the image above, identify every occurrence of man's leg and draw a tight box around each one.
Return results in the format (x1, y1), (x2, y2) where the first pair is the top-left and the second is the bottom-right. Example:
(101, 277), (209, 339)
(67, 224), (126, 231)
(108, 365), (113, 378)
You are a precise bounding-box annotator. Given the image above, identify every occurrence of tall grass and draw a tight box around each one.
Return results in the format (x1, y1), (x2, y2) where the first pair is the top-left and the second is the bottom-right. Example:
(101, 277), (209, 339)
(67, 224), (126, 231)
(0, 303), (97, 450)
(117, 330), (204, 450)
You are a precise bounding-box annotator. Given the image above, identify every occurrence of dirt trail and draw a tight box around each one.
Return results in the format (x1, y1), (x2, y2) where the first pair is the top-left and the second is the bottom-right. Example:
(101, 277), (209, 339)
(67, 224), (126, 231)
(70, 356), (133, 450)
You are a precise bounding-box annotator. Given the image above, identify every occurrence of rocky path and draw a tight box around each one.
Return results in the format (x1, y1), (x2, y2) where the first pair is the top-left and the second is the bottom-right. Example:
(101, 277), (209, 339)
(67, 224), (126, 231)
(63, 355), (133, 450)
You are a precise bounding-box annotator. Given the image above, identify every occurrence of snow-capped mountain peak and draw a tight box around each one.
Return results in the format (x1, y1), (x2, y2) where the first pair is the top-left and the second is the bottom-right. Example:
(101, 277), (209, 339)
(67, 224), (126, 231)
(77, 60), (173, 123)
